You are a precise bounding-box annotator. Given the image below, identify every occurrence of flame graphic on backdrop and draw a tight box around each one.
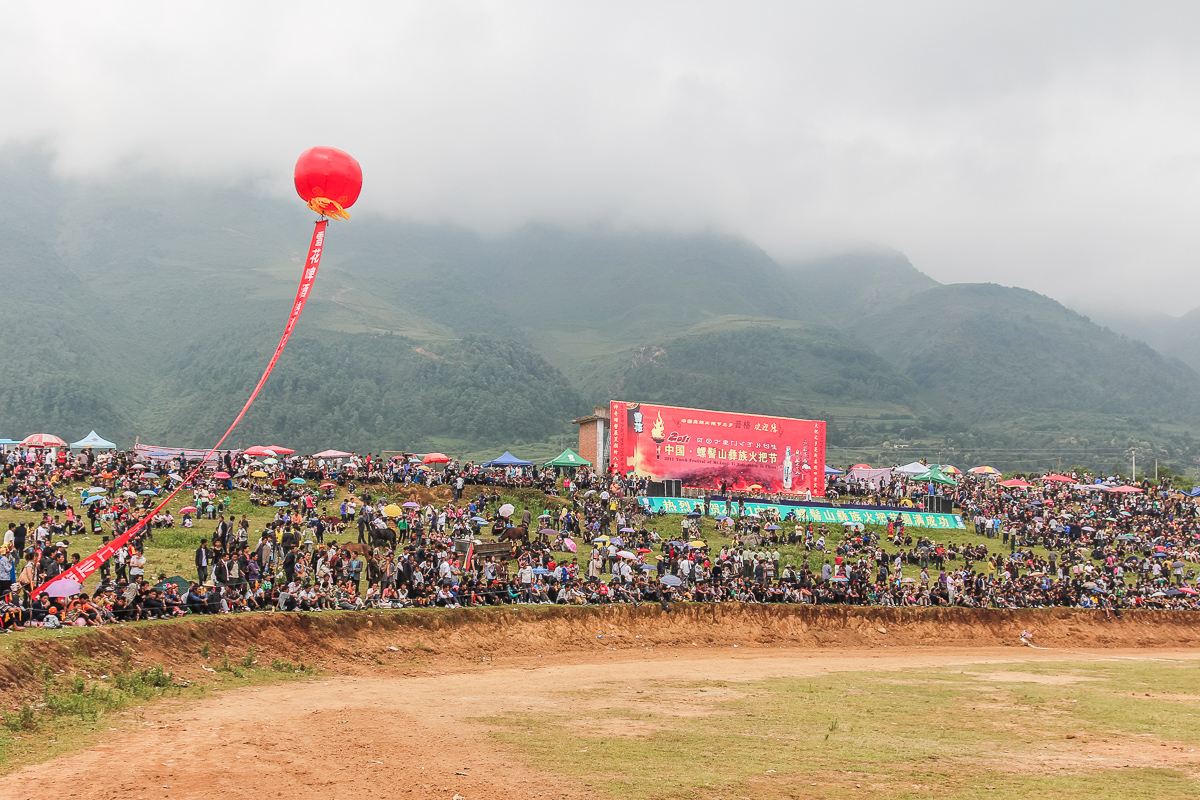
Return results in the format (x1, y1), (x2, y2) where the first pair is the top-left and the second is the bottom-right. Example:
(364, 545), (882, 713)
(651, 411), (665, 458)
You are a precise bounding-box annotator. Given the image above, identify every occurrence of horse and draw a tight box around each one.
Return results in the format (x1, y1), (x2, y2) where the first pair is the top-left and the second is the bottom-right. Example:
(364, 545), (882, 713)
(370, 526), (397, 550)
(496, 526), (528, 545)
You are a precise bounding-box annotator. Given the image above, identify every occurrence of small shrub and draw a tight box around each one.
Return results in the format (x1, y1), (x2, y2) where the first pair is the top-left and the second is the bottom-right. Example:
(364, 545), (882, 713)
(3, 705), (36, 732)
(200, 642), (210, 659)
(241, 646), (256, 668)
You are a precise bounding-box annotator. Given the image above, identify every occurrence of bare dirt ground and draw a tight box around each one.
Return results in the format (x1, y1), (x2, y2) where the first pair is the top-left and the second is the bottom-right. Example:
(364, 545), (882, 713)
(8, 642), (1200, 800)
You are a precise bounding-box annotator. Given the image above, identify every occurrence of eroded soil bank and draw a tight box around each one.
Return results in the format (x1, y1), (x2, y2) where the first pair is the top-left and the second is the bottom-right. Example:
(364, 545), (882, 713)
(2, 604), (1195, 704)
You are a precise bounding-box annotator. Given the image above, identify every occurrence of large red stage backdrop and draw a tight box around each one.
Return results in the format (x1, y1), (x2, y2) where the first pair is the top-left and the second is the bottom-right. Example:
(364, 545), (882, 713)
(609, 401), (826, 497)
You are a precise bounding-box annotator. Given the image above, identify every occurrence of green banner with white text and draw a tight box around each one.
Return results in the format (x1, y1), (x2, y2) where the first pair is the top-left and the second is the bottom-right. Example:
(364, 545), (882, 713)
(638, 497), (965, 529)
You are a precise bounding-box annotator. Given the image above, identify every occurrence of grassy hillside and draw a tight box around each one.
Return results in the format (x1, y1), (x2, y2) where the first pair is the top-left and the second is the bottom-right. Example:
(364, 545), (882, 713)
(1087, 305), (1200, 374)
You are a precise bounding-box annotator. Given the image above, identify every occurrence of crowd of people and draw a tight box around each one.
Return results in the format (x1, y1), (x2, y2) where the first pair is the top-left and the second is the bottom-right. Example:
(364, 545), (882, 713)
(1, 445), (1198, 630)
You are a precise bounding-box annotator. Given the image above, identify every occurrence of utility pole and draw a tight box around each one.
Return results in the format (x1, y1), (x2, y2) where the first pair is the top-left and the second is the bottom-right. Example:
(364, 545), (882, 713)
(1131, 449), (1136, 481)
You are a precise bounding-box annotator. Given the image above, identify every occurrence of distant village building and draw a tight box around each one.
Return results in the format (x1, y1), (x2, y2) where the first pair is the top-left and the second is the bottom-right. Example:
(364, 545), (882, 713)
(571, 405), (610, 473)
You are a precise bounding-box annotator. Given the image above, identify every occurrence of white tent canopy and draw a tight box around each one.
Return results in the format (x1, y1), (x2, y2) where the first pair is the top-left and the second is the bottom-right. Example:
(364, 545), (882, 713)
(70, 430), (116, 449)
(894, 461), (930, 475)
(848, 467), (893, 487)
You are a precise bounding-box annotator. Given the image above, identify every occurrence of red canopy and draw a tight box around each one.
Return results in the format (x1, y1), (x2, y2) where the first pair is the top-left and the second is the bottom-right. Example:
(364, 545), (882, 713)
(1106, 485), (1143, 494)
(244, 446), (276, 457)
(1042, 474), (1073, 483)
(422, 452), (450, 464)
(998, 479), (1034, 488)
(265, 445), (296, 455)
(22, 433), (67, 448)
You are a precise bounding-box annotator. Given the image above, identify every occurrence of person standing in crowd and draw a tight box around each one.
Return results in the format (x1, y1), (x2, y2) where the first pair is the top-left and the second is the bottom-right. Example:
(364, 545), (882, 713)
(195, 538), (211, 585)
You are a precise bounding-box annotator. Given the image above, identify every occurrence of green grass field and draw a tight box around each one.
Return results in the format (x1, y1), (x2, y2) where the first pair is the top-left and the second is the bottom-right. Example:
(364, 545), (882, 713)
(484, 658), (1200, 799)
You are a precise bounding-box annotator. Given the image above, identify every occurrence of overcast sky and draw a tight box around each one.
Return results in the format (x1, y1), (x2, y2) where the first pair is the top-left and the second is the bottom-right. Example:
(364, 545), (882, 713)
(4, 2), (1200, 314)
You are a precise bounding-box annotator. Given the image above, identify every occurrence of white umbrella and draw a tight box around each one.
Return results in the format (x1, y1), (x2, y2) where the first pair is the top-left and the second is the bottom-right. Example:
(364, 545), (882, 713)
(123, 491), (138, 499)
(43, 579), (82, 598)
(617, 550), (635, 559)
(86, 486), (106, 494)
(499, 503), (515, 518)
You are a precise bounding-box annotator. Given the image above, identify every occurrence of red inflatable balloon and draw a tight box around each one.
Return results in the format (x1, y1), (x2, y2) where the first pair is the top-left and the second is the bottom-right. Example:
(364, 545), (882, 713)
(294, 146), (363, 220)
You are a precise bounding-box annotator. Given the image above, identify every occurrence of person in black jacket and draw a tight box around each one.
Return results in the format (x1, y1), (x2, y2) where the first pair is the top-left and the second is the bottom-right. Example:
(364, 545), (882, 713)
(195, 539), (211, 585)
(213, 555), (230, 587)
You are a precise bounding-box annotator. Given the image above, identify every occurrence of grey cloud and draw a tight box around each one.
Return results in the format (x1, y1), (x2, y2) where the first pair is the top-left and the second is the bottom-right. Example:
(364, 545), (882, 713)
(3, 1), (1200, 312)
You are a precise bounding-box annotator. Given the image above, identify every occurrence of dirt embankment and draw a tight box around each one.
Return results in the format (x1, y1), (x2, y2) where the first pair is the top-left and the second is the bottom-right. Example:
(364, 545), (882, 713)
(2, 605), (1197, 705)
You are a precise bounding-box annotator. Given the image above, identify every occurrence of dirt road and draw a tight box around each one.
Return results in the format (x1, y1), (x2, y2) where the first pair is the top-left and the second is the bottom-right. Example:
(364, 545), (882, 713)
(11, 644), (1199, 800)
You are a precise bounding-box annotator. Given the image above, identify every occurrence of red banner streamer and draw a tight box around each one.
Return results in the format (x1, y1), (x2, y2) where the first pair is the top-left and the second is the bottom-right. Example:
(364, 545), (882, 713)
(32, 220), (330, 598)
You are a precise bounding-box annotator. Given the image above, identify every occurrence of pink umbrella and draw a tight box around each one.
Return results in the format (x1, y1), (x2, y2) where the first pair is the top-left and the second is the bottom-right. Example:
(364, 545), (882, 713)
(265, 445), (296, 455)
(43, 578), (82, 598)
(313, 449), (352, 458)
(212, 472), (231, 479)
(180, 506), (199, 514)
(562, 538), (577, 553)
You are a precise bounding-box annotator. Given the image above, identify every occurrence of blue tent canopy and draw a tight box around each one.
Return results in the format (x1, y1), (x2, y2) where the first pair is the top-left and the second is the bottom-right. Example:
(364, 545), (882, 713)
(825, 464), (844, 475)
(481, 451), (533, 467)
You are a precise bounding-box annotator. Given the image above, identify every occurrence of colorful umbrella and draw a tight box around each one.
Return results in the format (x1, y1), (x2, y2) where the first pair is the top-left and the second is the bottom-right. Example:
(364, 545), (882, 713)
(22, 433), (67, 448)
(422, 452), (450, 464)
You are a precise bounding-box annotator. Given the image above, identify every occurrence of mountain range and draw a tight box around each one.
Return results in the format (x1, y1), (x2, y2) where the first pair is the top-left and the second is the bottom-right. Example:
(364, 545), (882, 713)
(2, 147), (1198, 475)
